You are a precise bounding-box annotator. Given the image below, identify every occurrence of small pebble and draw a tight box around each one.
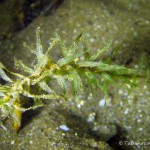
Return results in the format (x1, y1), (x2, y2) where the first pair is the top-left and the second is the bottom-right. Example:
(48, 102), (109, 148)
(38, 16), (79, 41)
(99, 99), (105, 107)
(59, 125), (70, 132)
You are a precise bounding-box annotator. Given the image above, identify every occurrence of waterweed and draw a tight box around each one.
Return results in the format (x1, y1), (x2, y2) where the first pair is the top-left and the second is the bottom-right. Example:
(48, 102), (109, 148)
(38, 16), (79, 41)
(0, 27), (147, 131)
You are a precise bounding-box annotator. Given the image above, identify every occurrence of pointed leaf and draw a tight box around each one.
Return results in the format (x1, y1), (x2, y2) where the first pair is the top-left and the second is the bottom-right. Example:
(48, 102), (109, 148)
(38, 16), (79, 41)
(85, 71), (103, 93)
(0, 63), (12, 82)
(36, 27), (43, 59)
(57, 76), (67, 94)
(83, 42), (90, 60)
(101, 73), (115, 85)
(74, 32), (83, 44)
(102, 81), (109, 96)
(39, 81), (52, 94)
(46, 33), (61, 55)
(90, 40), (112, 61)
(0, 68), (12, 82)
(11, 103), (22, 131)
(22, 90), (60, 100)
(61, 40), (78, 57)
(14, 59), (34, 75)
(70, 70), (83, 96)
(77, 61), (101, 68)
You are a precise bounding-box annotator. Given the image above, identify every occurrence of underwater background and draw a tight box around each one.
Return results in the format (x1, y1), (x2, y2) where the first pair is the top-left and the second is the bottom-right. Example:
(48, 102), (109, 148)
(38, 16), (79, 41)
(0, 0), (150, 150)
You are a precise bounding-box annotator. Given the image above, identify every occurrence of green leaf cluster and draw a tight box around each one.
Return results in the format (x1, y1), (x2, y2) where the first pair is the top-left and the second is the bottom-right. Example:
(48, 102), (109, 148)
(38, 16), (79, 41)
(0, 27), (145, 131)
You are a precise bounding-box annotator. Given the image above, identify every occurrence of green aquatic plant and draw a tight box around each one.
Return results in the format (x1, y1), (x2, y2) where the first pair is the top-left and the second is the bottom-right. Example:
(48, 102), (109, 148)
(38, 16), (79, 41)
(0, 27), (146, 131)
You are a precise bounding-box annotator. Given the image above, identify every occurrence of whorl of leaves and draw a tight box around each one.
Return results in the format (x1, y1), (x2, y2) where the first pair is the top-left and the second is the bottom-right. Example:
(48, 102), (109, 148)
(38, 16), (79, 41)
(0, 27), (145, 131)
